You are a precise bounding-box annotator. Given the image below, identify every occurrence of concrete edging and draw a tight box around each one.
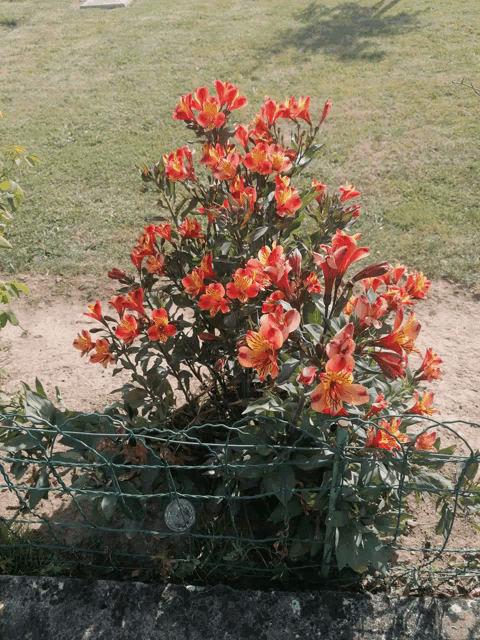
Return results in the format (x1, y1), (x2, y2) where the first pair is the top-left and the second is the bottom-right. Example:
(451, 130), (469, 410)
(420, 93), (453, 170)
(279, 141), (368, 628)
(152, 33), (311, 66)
(0, 575), (479, 639)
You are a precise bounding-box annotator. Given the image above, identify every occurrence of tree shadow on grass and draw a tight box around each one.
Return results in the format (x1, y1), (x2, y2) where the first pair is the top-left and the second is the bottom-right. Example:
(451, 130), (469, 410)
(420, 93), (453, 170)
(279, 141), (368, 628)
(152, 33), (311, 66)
(281, 0), (424, 61)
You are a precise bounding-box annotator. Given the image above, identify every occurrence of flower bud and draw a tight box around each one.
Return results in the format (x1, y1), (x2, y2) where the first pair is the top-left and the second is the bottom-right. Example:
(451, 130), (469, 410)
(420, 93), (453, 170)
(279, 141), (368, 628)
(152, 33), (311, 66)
(319, 99), (332, 126)
(351, 262), (389, 283)
(288, 248), (302, 278)
(108, 268), (130, 284)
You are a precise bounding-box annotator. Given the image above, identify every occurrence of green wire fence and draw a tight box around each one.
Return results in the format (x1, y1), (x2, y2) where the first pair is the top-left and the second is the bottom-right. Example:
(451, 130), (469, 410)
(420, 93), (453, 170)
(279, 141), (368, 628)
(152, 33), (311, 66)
(0, 410), (479, 588)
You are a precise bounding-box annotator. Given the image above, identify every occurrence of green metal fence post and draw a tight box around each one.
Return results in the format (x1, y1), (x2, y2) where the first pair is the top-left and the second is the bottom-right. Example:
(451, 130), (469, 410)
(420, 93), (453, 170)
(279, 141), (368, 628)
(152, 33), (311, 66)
(321, 422), (349, 578)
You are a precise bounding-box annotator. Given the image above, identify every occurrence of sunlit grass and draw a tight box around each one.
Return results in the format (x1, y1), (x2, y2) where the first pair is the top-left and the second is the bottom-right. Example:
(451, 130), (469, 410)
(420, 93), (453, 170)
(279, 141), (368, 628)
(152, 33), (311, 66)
(0, 0), (478, 285)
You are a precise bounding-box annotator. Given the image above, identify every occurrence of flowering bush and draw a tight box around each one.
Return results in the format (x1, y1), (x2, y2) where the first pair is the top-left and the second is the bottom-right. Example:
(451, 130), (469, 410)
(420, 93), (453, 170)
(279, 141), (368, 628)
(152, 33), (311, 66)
(55, 82), (469, 575)
(75, 83), (441, 437)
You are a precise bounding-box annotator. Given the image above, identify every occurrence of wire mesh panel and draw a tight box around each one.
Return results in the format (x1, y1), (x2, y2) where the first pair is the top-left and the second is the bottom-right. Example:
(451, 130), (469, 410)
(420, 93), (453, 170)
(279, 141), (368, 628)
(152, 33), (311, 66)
(0, 411), (479, 588)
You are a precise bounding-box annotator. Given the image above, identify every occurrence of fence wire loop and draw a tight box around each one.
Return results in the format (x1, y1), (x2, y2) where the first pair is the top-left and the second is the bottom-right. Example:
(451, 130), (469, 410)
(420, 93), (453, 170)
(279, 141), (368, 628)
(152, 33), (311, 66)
(0, 411), (479, 587)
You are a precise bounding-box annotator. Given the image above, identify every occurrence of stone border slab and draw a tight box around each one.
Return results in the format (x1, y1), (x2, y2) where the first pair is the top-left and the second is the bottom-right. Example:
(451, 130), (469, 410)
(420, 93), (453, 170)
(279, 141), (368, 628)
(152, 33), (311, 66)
(80, 0), (133, 9)
(0, 575), (479, 639)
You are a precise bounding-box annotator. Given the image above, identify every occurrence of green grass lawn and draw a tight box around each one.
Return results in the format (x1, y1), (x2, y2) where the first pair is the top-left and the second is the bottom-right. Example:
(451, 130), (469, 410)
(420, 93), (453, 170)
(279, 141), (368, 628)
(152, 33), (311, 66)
(1, 0), (479, 285)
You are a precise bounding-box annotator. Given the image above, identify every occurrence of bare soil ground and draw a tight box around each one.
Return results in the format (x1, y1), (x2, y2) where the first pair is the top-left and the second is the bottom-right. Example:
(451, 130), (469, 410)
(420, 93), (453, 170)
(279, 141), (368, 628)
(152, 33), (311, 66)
(0, 275), (479, 586)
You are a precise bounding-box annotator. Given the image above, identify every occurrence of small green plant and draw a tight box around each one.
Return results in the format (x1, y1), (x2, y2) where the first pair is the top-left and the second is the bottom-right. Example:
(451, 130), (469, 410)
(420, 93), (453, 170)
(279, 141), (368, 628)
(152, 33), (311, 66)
(0, 111), (39, 359)
(0, 523), (67, 576)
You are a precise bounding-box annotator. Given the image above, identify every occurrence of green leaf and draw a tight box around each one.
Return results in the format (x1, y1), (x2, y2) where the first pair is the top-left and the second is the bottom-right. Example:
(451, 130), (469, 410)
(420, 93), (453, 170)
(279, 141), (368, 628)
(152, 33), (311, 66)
(123, 518), (145, 540)
(251, 226), (269, 242)
(456, 457), (479, 485)
(362, 532), (388, 574)
(0, 180), (11, 191)
(23, 389), (56, 424)
(29, 467), (49, 510)
(262, 465), (296, 506)
(436, 445), (456, 455)
(303, 323), (323, 341)
(50, 451), (85, 464)
(294, 451), (334, 471)
(70, 473), (90, 489)
(5, 310), (18, 325)
(235, 454), (266, 480)
(10, 460), (29, 481)
(283, 215), (305, 238)
(336, 526), (358, 572)
(1, 433), (42, 453)
(436, 504), (454, 540)
(277, 359), (300, 384)
(0, 236), (12, 249)
(268, 497), (303, 522)
(329, 510), (350, 528)
(9, 282), (28, 294)
(124, 388), (147, 409)
(35, 378), (47, 398)
(411, 470), (453, 491)
(118, 481), (145, 520)
(101, 493), (118, 520)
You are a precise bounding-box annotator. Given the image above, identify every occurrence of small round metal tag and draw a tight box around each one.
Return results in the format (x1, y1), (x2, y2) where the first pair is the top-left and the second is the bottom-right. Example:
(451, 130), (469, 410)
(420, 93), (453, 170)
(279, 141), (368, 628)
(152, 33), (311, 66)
(164, 498), (196, 532)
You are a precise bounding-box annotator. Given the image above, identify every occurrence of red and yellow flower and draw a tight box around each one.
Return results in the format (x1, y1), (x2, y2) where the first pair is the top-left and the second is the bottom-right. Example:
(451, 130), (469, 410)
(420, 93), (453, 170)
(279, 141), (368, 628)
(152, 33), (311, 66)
(413, 430), (437, 451)
(380, 286), (413, 311)
(326, 323), (356, 371)
(319, 99), (332, 126)
(374, 309), (421, 357)
(305, 271), (322, 294)
(178, 218), (203, 239)
(310, 357), (369, 415)
(115, 314), (139, 344)
(145, 253), (165, 275)
(243, 142), (273, 175)
(147, 308), (177, 343)
(229, 176), (257, 223)
(238, 318), (284, 381)
(365, 418), (409, 452)
(155, 223), (173, 244)
(201, 144), (242, 181)
(370, 350), (407, 379)
(163, 146), (196, 182)
(198, 283), (230, 317)
(354, 294), (388, 329)
(262, 290), (285, 313)
(125, 288), (146, 316)
(297, 366), (318, 386)
(194, 89), (226, 130)
(109, 294), (129, 318)
(234, 124), (250, 150)
(364, 392), (389, 418)
(312, 180), (326, 202)
(226, 268), (260, 303)
(405, 270), (431, 299)
(260, 306), (300, 342)
(73, 330), (94, 356)
(182, 268), (205, 297)
(338, 182), (360, 201)
(89, 339), (115, 368)
(199, 252), (217, 280)
(274, 175), (302, 217)
(407, 390), (439, 416)
(281, 96), (311, 124)
(313, 231), (370, 310)
(214, 80), (248, 111)
(173, 93), (196, 122)
(414, 348), (443, 382)
(84, 300), (104, 323)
